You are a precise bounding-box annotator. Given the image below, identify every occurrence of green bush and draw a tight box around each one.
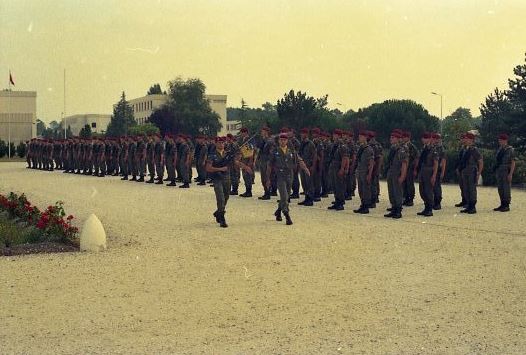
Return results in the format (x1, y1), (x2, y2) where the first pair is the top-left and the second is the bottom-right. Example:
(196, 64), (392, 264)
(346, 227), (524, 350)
(0, 140), (6, 158)
(16, 142), (26, 158)
(0, 214), (41, 248)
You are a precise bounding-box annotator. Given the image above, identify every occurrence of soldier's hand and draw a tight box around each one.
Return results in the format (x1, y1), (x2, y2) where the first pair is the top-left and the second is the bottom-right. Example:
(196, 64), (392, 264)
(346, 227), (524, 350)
(220, 166), (228, 172)
(507, 174), (512, 183)
(366, 174), (372, 184)
(430, 175), (436, 186)
(337, 169), (344, 178)
(265, 180), (271, 190)
(398, 176), (404, 185)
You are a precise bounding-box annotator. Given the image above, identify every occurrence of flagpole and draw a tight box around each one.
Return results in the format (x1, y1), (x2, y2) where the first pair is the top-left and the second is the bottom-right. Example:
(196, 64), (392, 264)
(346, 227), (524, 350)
(64, 68), (66, 139)
(8, 69), (11, 159)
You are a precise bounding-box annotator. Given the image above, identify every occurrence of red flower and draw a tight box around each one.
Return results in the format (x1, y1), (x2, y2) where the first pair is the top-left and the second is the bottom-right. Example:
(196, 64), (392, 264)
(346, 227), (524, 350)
(67, 215), (74, 220)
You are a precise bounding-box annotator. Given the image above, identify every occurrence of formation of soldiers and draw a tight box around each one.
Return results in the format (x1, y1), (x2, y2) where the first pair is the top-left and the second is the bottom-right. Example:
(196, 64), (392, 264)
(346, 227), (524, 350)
(25, 128), (516, 227)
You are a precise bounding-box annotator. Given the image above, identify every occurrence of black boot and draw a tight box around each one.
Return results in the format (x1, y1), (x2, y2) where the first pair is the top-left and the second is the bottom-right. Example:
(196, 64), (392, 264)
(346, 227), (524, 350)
(146, 177), (154, 183)
(500, 201), (510, 212)
(391, 207), (402, 219)
(137, 176), (145, 182)
(274, 208), (282, 221)
(213, 211), (220, 223)
(433, 201), (442, 210)
(240, 186), (252, 198)
(258, 188), (271, 200)
(130, 176), (137, 181)
(418, 204), (433, 217)
(466, 202), (477, 214)
(219, 212), (228, 228)
(283, 212), (293, 225)
(230, 187), (238, 195)
(493, 201), (504, 211)
(298, 196), (313, 206)
(455, 200), (467, 207)
(166, 180), (177, 186)
(384, 208), (395, 218)
(155, 179), (163, 185)
(179, 183), (190, 188)
(290, 192), (300, 199)
(353, 204), (369, 214)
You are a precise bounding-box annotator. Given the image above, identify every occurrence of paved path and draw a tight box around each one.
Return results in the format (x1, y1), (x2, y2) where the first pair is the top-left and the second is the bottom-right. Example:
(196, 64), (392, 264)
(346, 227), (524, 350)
(1, 162), (525, 354)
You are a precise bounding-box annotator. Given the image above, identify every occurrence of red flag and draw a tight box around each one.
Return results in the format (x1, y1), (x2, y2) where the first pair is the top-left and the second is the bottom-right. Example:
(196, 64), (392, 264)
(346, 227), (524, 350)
(9, 71), (15, 86)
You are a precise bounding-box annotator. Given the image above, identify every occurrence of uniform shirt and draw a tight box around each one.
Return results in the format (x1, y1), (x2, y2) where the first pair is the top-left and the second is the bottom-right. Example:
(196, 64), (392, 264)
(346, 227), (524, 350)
(355, 143), (374, 173)
(371, 140), (383, 161)
(165, 141), (176, 158)
(208, 149), (229, 180)
(137, 141), (147, 159)
(404, 141), (419, 166)
(324, 141), (334, 167)
(460, 146), (482, 171)
(329, 142), (349, 170)
(178, 142), (190, 161)
(146, 142), (154, 160)
(435, 143), (446, 167)
(128, 142), (137, 160)
(495, 145), (515, 171)
(257, 137), (275, 162)
(418, 145), (438, 170)
(197, 143), (208, 163)
(387, 143), (408, 177)
(269, 147), (302, 178)
(299, 138), (316, 166)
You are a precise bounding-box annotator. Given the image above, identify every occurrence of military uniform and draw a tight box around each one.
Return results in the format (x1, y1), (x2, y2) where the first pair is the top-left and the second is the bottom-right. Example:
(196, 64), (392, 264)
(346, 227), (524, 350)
(298, 135), (316, 205)
(208, 149), (231, 218)
(165, 136), (177, 186)
(403, 138), (418, 205)
(146, 139), (156, 183)
(128, 139), (138, 180)
(256, 132), (275, 200)
(178, 138), (191, 187)
(454, 143), (467, 207)
(154, 139), (165, 183)
(289, 135), (301, 199)
(354, 140), (374, 213)
(417, 142), (438, 216)
(433, 141), (446, 209)
(238, 134), (255, 196)
(328, 136), (349, 210)
(385, 138), (408, 218)
(370, 137), (383, 206)
(495, 141), (515, 211)
(459, 142), (482, 213)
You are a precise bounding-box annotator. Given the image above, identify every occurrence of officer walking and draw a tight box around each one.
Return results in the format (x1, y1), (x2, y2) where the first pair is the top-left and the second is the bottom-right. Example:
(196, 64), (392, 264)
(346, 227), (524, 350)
(494, 133), (516, 212)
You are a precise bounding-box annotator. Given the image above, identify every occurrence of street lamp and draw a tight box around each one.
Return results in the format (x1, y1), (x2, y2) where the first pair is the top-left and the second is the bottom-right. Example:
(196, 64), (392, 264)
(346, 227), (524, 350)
(431, 92), (443, 134)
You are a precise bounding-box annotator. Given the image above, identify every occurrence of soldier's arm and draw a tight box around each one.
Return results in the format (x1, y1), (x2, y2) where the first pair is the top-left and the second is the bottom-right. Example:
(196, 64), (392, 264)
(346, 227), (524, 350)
(440, 156), (447, 179)
(367, 156), (374, 182)
(399, 160), (408, 184)
(477, 158), (483, 179)
(265, 161), (273, 188)
(431, 159), (438, 185)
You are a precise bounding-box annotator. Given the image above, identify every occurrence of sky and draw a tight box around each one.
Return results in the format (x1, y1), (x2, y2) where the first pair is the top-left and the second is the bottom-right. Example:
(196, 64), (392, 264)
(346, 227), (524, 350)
(1, 0), (525, 123)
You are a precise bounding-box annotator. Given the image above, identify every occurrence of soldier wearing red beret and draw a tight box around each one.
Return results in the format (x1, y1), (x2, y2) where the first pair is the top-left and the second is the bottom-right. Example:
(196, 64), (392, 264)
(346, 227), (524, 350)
(384, 130), (408, 218)
(494, 133), (515, 212)
(402, 131), (419, 206)
(327, 129), (350, 211)
(257, 126), (276, 200)
(352, 130), (375, 213)
(431, 132), (447, 210)
(368, 131), (383, 207)
(458, 132), (483, 214)
(415, 132), (439, 216)
(298, 128), (317, 206)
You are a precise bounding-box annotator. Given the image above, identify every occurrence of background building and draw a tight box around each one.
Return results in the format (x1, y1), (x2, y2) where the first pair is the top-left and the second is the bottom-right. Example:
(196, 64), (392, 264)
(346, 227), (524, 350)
(128, 93), (233, 135)
(0, 90), (36, 143)
(63, 114), (112, 136)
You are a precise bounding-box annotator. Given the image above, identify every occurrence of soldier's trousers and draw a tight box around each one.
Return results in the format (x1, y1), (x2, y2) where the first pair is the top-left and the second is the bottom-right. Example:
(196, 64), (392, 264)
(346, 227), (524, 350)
(300, 169), (314, 199)
(130, 159), (138, 177)
(242, 169), (253, 190)
(496, 168), (511, 204)
(433, 174), (443, 206)
(179, 163), (189, 183)
(461, 168), (478, 206)
(259, 160), (270, 195)
(419, 168), (435, 207)
(357, 171), (372, 207)
(139, 159), (146, 177)
(147, 160), (155, 178)
(230, 166), (240, 190)
(197, 161), (207, 182)
(371, 173), (380, 202)
(120, 157), (127, 175)
(387, 173), (403, 209)
(403, 164), (416, 202)
(156, 160), (164, 180)
(313, 169), (322, 198)
(213, 177), (231, 213)
(457, 171), (466, 203)
(322, 166), (331, 194)
(166, 158), (176, 181)
(330, 168), (346, 203)
(292, 170), (300, 195)
(277, 175), (292, 214)
(346, 172), (356, 198)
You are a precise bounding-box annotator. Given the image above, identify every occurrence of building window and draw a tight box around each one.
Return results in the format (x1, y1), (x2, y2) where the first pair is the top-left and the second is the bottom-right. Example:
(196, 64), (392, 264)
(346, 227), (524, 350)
(91, 122), (96, 128)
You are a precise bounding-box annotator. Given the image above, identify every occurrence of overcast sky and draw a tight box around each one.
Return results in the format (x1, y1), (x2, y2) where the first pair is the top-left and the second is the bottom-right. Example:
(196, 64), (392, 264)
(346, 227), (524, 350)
(1, 0), (525, 123)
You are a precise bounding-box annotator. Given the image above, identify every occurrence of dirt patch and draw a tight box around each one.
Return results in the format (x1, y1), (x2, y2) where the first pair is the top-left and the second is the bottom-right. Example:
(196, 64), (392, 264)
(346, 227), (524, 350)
(1, 241), (79, 256)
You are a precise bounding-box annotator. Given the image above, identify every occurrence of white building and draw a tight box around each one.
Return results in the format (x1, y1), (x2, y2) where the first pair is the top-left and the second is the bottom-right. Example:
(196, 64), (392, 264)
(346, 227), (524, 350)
(128, 93), (234, 135)
(0, 90), (36, 143)
(63, 114), (112, 136)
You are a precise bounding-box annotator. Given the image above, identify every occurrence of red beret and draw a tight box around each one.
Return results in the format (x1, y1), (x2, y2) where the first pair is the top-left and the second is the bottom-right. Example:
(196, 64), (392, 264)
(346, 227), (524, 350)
(240, 127), (248, 133)
(498, 133), (509, 140)
(280, 127), (289, 133)
(390, 131), (403, 138)
(465, 132), (475, 140)
(279, 133), (289, 139)
(261, 126), (271, 132)
(358, 130), (368, 136)
(300, 128), (309, 134)
(402, 131), (411, 138)
(311, 127), (321, 134)
(215, 136), (226, 143)
(431, 133), (441, 139)
(422, 132), (432, 139)
(226, 133), (233, 139)
(368, 131), (376, 138)
(333, 129), (342, 135)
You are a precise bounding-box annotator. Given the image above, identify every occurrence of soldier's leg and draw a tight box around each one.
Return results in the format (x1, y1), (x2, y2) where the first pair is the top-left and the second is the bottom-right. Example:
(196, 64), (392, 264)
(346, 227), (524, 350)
(259, 162), (270, 198)
(214, 180), (227, 213)
(277, 178), (289, 214)
(433, 175), (442, 208)
(291, 170), (300, 198)
(503, 171), (512, 208)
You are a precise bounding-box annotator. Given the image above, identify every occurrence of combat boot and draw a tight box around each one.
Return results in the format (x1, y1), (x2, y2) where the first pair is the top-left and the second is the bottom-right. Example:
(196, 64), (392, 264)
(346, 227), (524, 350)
(384, 208), (395, 218)
(219, 212), (228, 228)
(179, 183), (190, 188)
(433, 203), (442, 210)
(258, 189), (271, 200)
(155, 179), (163, 185)
(230, 187), (238, 195)
(283, 212), (293, 225)
(493, 201), (504, 211)
(417, 204), (433, 216)
(137, 176), (145, 182)
(391, 207), (402, 219)
(455, 200), (467, 207)
(499, 202), (510, 212)
(146, 177), (155, 183)
(466, 202), (477, 214)
(213, 211), (220, 223)
(289, 192), (300, 199)
(274, 208), (282, 221)
(298, 196), (313, 206)
(130, 176), (137, 181)
(166, 180), (177, 187)
(240, 186), (252, 197)
(353, 205), (369, 214)
(121, 176), (128, 180)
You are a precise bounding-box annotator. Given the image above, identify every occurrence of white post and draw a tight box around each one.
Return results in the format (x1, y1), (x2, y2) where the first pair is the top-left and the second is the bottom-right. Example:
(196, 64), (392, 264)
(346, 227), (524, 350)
(8, 70), (11, 159)
(64, 68), (67, 139)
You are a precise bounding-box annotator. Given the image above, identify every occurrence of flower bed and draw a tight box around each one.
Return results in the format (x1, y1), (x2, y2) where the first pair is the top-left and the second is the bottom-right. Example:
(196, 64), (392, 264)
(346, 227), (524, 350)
(0, 192), (79, 255)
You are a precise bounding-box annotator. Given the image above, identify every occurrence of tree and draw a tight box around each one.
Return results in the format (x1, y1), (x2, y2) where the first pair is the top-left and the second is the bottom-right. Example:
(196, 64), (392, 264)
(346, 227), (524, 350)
(106, 92), (136, 137)
(8, 142), (15, 158)
(147, 83), (164, 95)
(276, 90), (318, 130)
(150, 77), (221, 136)
(506, 52), (526, 150)
(36, 119), (46, 136)
(346, 99), (439, 147)
(49, 120), (60, 130)
(128, 123), (160, 136)
(479, 88), (513, 149)
(0, 140), (6, 158)
(442, 107), (476, 149)
(16, 142), (26, 158)
(79, 124), (92, 138)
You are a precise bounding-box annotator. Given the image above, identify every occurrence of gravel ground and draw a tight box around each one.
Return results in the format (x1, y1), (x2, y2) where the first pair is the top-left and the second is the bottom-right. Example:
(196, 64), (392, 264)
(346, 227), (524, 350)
(1, 162), (525, 354)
